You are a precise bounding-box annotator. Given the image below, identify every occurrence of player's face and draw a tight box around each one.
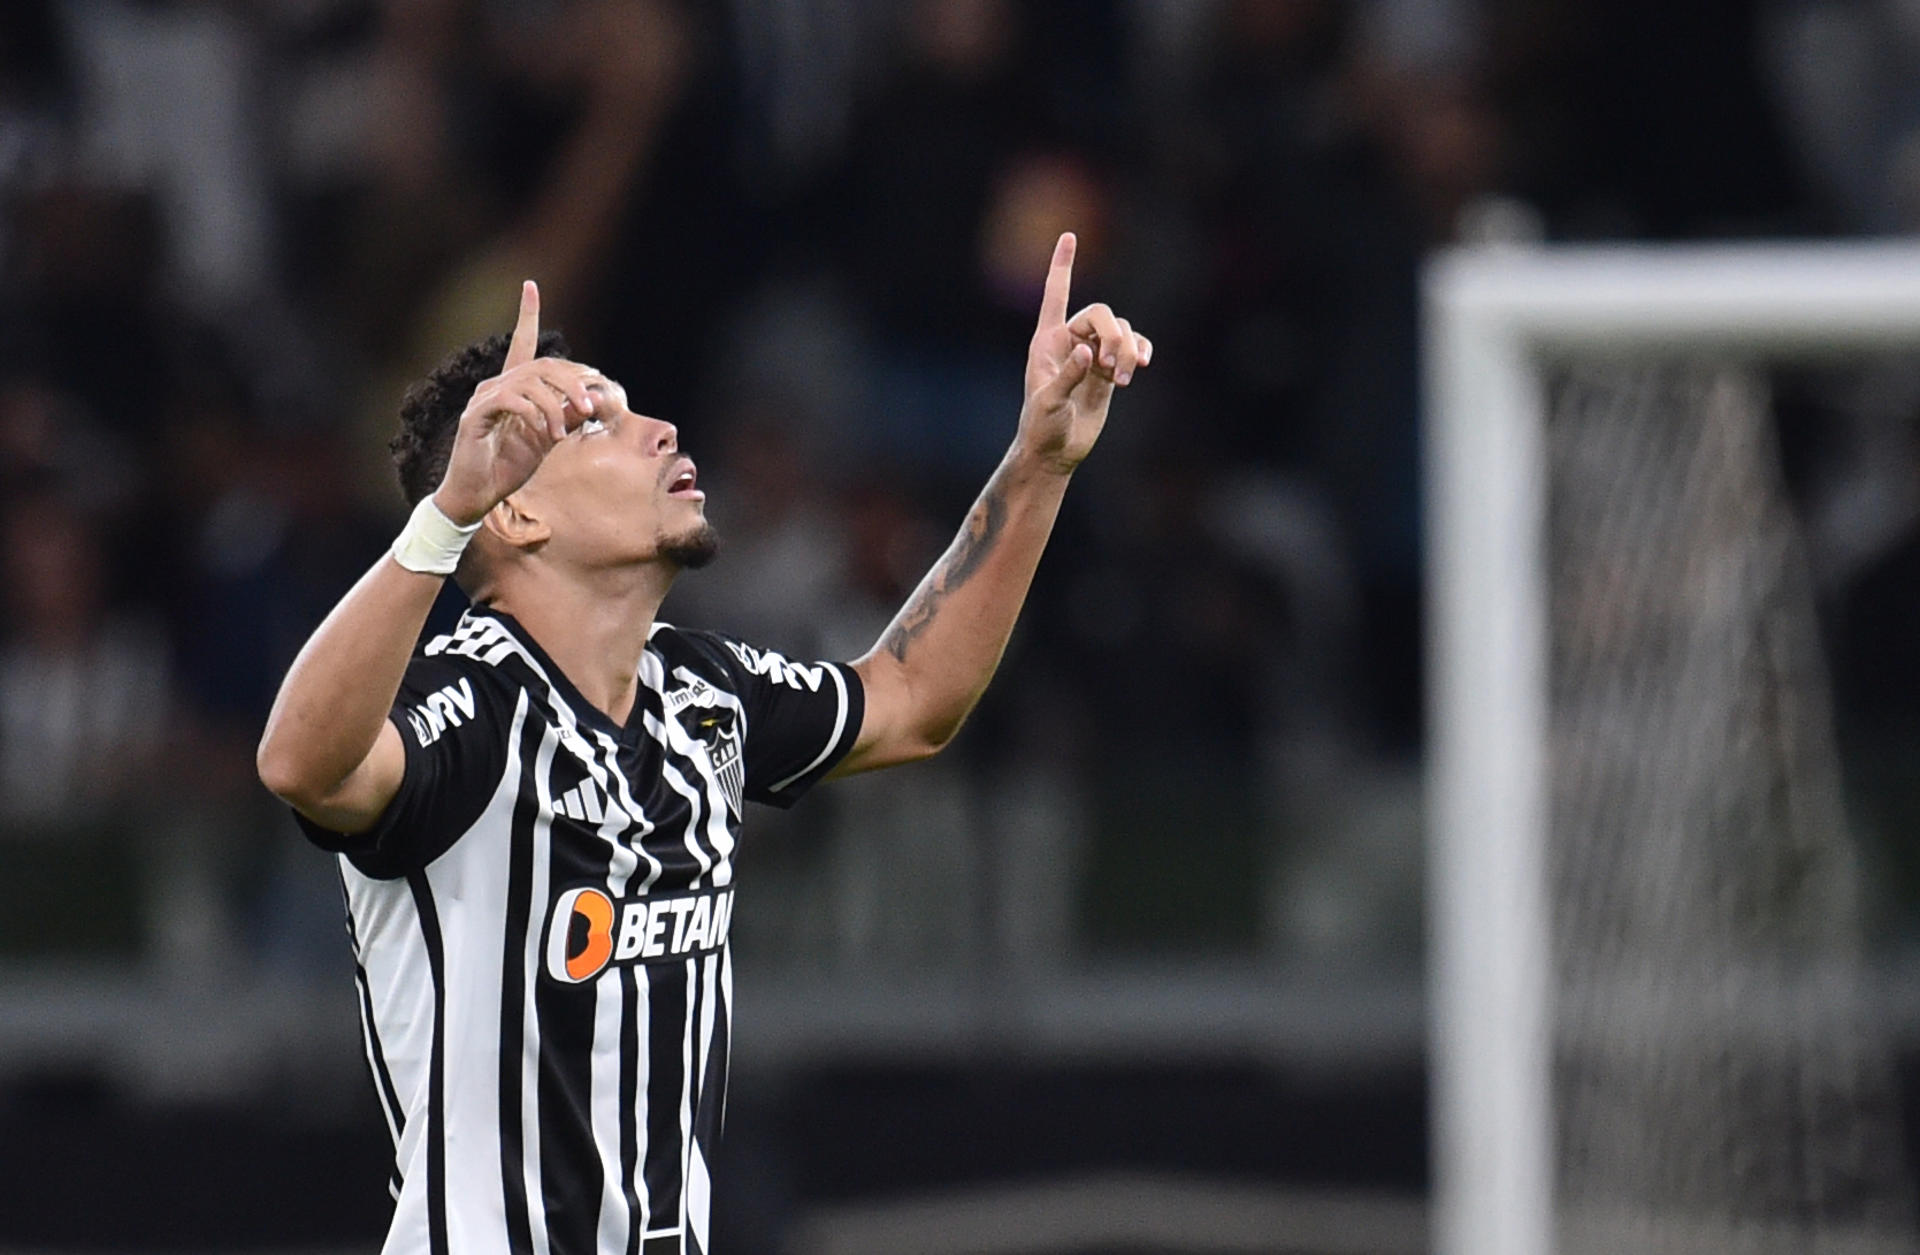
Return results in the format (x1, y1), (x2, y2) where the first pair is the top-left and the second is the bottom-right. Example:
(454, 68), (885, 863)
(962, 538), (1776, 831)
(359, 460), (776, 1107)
(522, 373), (718, 572)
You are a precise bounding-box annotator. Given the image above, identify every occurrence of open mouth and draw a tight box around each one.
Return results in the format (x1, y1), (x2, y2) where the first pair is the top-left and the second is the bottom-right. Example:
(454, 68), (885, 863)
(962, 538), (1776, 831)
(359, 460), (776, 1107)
(667, 461), (703, 500)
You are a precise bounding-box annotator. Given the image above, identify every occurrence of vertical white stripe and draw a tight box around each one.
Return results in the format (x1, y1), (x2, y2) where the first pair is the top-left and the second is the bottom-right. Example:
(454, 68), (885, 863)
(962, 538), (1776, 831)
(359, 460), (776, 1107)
(685, 1141), (712, 1255)
(640, 709), (725, 887)
(631, 732), (711, 886)
(719, 947), (733, 1131)
(591, 965), (629, 1255)
(695, 952), (719, 1116)
(666, 753), (716, 885)
(690, 950), (722, 1250)
(354, 969), (402, 1147)
(573, 734), (640, 893)
(678, 958), (698, 1246)
(523, 723), (560, 1255)
(631, 969), (653, 1233)
(343, 866), (434, 1255)
(590, 728), (658, 894)
(425, 691), (531, 1253)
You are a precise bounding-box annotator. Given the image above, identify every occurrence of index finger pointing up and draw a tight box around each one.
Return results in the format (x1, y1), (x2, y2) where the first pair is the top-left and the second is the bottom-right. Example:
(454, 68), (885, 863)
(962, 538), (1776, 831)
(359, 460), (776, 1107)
(1037, 233), (1075, 331)
(505, 280), (541, 369)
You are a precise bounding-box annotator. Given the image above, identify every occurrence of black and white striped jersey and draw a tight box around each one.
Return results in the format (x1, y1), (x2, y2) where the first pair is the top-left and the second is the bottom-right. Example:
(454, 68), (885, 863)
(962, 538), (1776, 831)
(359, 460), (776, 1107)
(296, 605), (863, 1255)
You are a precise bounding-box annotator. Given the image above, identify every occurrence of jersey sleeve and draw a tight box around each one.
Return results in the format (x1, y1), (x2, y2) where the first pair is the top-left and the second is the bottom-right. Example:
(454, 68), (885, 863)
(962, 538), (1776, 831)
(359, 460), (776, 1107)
(699, 633), (864, 808)
(291, 654), (513, 878)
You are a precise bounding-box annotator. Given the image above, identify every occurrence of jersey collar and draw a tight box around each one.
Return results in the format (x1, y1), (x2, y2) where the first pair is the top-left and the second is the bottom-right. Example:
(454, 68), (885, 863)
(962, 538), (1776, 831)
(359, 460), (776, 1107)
(467, 604), (664, 742)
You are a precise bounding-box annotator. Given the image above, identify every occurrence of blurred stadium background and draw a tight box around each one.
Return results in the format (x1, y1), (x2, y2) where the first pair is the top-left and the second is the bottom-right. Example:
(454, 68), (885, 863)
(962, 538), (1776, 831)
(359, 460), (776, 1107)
(7, 0), (1920, 1251)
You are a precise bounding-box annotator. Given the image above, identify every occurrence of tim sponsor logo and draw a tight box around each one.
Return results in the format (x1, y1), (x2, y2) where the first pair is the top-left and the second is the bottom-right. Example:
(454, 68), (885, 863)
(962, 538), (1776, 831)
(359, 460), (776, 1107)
(545, 885), (736, 984)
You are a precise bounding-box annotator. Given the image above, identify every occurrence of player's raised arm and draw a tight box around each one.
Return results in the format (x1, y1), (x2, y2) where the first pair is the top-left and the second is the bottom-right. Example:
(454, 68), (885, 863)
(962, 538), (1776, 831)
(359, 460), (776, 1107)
(833, 233), (1153, 775)
(256, 282), (598, 832)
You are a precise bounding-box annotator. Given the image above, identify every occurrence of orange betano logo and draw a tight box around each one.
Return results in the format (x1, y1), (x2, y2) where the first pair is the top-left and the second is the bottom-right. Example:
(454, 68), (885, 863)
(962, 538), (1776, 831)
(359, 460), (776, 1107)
(547, 887), (615, 984)
(543, 884), (736, 984)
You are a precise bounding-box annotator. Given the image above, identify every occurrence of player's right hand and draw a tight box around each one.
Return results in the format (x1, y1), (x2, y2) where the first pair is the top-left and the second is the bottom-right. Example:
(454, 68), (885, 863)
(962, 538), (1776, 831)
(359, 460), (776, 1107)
(432, 281), (600, 526)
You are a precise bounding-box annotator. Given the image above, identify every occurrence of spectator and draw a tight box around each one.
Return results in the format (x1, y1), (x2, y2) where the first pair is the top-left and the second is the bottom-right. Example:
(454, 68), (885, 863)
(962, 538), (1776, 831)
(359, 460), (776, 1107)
(0, 492), (169, 824)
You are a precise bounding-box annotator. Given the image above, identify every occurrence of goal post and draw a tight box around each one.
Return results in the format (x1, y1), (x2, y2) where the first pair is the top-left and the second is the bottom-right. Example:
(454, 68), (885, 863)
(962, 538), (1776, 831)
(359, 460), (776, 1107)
(1424, 241), (1920, 1255)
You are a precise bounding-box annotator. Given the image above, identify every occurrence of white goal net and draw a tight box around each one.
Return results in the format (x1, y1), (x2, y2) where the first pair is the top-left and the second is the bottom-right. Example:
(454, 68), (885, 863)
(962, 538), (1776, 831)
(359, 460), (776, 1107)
(1426, 244), (1920, 1255)
(1547, 360), (1909, 1253)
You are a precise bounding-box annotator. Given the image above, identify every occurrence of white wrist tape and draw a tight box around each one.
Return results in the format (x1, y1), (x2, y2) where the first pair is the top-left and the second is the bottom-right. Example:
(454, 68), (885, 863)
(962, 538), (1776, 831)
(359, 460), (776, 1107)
(392, 495), (483, 576)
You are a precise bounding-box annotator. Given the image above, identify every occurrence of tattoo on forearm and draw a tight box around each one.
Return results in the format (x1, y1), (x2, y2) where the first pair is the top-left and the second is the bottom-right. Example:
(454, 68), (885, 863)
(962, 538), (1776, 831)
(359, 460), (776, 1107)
(883, 483), (1008, 663)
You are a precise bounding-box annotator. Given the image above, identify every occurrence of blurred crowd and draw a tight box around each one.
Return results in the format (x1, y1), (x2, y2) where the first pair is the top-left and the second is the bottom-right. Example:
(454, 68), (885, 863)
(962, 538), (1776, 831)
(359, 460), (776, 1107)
(1, 0), (1915, 981)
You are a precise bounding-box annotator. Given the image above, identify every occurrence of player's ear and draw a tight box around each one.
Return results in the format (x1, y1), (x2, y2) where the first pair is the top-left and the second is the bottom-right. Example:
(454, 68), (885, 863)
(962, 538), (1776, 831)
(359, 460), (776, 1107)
(485, 493), (551, 551)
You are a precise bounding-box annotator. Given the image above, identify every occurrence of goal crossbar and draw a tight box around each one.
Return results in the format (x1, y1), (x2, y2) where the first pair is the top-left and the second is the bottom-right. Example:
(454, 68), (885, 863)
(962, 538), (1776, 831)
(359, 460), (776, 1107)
(1423, 241), (1920, 1255)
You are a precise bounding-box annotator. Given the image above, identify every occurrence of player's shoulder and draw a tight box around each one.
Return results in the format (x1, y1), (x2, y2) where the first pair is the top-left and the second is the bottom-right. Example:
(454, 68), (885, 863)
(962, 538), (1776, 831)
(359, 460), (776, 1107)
(647, 621), (744, 688)
(381, 616), (532, 756)
(648, 622), (840, 698)
(405, 612), (537, 700)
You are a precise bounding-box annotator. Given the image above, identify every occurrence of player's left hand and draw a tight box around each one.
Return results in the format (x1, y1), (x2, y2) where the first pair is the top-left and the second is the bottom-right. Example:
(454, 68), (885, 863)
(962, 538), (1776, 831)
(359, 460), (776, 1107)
(1016, 232), (1152, 474)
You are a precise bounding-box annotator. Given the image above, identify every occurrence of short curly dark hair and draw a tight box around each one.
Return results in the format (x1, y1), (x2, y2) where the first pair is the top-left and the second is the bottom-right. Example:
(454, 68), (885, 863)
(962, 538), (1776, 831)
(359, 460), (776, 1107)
(390, 329), (572, 505)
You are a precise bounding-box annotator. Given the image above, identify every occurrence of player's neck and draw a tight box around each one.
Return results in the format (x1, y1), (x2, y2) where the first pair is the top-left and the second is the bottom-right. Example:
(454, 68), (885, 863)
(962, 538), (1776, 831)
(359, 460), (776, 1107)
(488, 562), (673, 726)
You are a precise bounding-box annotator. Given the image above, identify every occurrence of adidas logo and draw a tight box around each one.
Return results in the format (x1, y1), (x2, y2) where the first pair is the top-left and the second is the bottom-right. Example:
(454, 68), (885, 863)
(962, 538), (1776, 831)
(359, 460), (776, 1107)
(554, 778), (627, 827)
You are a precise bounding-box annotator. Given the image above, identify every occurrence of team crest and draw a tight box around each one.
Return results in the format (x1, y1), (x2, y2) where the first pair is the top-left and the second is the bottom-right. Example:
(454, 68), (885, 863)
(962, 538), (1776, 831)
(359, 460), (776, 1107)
(669, 677), (744, 818)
